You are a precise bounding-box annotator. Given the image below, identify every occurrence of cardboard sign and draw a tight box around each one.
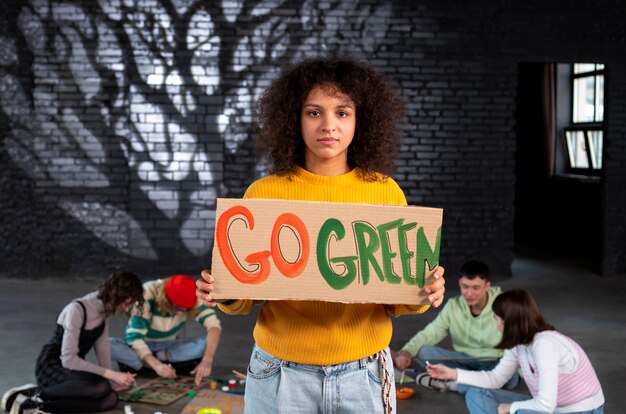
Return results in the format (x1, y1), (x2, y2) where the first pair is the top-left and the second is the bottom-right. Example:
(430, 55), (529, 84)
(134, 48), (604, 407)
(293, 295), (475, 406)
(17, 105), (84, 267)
(211, 198), (443, 305)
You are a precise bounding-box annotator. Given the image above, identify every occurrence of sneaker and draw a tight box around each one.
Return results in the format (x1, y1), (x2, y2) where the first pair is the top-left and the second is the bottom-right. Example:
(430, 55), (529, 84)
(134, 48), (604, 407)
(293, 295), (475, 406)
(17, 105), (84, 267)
(416, 373), (450, 392)
(2, 384), (37, 412)
(9, 395), (48, 414)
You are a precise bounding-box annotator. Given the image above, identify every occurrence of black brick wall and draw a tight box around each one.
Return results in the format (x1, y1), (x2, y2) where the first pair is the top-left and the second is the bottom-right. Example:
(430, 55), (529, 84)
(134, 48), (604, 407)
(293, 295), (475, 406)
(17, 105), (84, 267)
(1, 0), (625, 279)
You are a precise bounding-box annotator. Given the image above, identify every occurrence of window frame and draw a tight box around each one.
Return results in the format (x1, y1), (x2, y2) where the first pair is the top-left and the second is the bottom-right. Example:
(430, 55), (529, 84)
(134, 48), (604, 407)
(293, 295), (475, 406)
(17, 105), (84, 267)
(557, 63), (605, 177)
(562, 126), (603, 176)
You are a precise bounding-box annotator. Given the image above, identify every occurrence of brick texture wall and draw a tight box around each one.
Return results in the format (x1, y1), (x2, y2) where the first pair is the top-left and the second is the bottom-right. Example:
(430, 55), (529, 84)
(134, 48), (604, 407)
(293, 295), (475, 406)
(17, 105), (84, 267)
(1, 0), (625, 279)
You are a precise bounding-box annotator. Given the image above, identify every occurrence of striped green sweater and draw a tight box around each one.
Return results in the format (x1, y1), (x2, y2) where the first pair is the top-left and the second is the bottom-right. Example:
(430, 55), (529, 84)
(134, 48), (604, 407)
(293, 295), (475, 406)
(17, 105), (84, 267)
(126, 279), (221, 359)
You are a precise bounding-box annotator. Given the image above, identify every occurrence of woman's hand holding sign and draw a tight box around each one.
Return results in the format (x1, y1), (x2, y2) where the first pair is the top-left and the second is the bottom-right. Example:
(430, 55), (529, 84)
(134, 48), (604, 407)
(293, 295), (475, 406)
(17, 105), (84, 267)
(197, 265), (445, 308)
(424, 265), (445, 307)
(196, 269), (223, 307)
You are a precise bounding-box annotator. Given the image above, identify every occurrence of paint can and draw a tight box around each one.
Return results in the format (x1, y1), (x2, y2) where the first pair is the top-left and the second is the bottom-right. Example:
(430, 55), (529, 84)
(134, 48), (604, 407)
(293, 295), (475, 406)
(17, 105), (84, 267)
(196, 408), (222, 414)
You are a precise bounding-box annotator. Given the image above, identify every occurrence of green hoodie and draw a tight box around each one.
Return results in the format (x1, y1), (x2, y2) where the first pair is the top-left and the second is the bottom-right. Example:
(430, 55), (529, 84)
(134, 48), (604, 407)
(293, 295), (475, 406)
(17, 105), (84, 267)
(400, 286), (503, 359)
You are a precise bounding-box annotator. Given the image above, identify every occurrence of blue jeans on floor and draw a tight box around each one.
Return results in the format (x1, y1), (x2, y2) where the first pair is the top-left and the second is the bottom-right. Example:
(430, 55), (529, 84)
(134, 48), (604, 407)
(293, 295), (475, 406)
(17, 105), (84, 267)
(465, 387), (604, 414)
(244, 344), (396, 414)
(109, 336), (206, 370)
(417, 345), (519, 394)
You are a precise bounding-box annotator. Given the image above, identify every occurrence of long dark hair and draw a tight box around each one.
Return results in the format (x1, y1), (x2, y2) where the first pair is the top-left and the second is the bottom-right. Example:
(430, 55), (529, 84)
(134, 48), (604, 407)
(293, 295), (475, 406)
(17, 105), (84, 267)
(493, 289), (554, 349)
(256, 56), (405, 180)
(97, 270), (144, 316)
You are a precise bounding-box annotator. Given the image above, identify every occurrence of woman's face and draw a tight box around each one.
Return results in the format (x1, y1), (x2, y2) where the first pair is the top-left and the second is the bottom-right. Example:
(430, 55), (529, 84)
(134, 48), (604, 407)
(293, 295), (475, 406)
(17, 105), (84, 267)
(300, 84), (356, 176)
(115, 298), (135, 315)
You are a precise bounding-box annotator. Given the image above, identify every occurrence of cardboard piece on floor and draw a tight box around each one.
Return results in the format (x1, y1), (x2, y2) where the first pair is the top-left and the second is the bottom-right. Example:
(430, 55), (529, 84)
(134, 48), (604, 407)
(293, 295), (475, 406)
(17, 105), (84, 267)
(180, 389), (244, 414)
(119, 375), (210, 406)
(211, 198), (443, 305)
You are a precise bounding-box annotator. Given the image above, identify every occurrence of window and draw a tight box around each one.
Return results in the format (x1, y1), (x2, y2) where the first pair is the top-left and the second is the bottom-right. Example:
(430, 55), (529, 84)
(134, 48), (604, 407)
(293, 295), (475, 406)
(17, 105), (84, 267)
(572, 64), (604, 123)
(559, 63), (605, 175)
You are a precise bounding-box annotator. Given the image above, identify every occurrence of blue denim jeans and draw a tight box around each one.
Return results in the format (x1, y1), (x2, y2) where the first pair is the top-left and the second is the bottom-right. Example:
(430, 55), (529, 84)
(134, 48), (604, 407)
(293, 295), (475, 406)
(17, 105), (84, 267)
(465, 387), (604, 414)
(244, 344), (396, 414)
(417, 345), (519, 394)
(109, 336), (206, 370)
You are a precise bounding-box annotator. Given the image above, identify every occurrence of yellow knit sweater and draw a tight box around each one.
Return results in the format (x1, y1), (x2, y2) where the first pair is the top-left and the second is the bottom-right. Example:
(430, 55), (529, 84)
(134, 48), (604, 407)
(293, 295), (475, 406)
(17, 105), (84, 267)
(218, 166), (430, 365)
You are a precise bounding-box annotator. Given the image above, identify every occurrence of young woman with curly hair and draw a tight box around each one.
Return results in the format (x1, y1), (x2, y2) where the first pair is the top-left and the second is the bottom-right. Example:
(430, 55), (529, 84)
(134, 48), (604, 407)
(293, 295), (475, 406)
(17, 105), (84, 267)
(256, 57), (405, 180)
(426, 289), (605, 414)
(2, 270), (144, 413)
(197, 57), (446, 414)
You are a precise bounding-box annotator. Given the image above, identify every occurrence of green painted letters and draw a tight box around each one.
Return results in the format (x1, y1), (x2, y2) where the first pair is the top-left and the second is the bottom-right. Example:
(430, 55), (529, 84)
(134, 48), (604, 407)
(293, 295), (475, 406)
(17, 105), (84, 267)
(377, 219), (404, 284)
(317, 218), (358, 290)
(414, 226), (442, 288)
(317, 217), (441, 291)
(398, 221), (418, 285)
(353, 222), (384, 285)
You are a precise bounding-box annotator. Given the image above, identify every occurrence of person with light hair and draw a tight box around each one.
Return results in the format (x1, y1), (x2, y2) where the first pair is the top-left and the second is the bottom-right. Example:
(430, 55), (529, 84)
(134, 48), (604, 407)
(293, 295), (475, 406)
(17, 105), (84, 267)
(110, 274), (221, 386)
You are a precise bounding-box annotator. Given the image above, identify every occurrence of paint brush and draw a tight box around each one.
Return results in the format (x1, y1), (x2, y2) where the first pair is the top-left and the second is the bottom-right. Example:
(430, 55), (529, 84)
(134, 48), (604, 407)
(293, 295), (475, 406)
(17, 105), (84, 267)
(399, 370), (406, 384)
(232, 369), (246, 380)
(167, 363), (178, 380)
(124, 370), (140, 394)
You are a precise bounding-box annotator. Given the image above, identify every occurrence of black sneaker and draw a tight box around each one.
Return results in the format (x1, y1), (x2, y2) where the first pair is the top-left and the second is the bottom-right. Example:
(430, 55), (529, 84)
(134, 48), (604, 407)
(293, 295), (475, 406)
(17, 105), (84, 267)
(1, 384), (37, 412)
(416, 373), (450, 392)
(9, 394), (47, 414)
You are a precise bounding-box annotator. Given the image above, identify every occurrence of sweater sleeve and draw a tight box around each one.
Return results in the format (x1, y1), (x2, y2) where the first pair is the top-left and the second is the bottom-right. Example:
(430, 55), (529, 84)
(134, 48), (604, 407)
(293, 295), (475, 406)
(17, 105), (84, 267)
(386, 304), (430, 317)
(59, 302), (107, 376)
(510, 339), (560, 413)
(457, 348), (519, 388)
(94, 321), (113, 370)
(400, 302), (451, 356)
(194, 303), (222, 331)
(217, 299), (263, 315)
(126, 302), (153, 360)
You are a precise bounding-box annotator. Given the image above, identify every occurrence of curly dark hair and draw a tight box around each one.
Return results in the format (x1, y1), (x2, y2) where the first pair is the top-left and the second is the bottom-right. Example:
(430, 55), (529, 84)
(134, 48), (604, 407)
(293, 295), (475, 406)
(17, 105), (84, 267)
(256, 57), (406, 180)
(97, 270), (144, 316)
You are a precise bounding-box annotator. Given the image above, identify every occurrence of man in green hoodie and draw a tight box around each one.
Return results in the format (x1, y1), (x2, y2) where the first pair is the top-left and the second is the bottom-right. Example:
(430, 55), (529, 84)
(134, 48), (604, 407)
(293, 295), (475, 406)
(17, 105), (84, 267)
(393, 260), (519, 394)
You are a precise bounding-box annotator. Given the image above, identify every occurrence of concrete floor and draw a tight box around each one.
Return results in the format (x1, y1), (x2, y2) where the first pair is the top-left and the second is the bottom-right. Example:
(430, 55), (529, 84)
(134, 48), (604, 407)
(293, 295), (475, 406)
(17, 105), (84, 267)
(1, 247), (623, 413)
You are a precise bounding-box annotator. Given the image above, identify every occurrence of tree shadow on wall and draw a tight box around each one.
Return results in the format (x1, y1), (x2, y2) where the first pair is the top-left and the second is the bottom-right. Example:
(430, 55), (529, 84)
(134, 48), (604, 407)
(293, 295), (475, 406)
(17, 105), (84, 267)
(0, 0), (394, 276)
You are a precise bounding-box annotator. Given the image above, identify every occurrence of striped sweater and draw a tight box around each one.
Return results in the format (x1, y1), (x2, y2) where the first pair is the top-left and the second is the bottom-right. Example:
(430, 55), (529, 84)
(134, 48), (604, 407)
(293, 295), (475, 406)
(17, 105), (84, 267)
(218, 165), (432, 365)
(126, 279), (221, 360)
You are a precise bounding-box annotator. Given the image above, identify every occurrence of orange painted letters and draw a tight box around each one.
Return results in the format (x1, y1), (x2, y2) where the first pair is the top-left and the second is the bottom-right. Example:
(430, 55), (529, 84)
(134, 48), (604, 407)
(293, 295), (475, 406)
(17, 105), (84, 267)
(216, 206), (310, 284)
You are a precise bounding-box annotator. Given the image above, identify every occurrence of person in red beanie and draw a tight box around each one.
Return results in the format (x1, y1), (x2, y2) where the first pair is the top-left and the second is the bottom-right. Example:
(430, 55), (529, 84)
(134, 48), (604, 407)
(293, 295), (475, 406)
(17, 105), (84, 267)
(110, 274), (221, 386)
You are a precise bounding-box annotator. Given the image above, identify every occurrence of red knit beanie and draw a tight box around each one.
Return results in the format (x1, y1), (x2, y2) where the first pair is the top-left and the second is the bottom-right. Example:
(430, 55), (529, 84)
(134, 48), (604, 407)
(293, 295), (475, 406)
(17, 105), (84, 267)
(165, 274), (197, 309)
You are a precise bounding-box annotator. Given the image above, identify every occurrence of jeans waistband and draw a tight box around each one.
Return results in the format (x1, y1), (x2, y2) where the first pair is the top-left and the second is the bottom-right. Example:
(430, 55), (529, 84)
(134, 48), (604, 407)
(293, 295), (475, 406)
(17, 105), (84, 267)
(253, 344), (386, 371)
(268, 348), (383, 371)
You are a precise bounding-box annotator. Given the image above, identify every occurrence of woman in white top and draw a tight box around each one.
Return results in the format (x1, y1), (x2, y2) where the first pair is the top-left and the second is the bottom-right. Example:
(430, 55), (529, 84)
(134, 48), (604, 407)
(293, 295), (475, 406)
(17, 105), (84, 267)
(426, 289), (604, 414)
